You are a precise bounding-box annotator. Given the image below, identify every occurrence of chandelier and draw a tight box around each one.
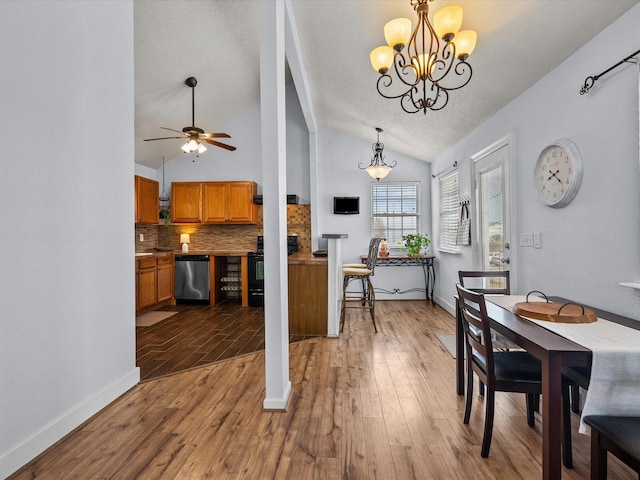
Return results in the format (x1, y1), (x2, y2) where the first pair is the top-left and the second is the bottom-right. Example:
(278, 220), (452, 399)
(369, 0), (477, 114)
(359, 128), (397, 181)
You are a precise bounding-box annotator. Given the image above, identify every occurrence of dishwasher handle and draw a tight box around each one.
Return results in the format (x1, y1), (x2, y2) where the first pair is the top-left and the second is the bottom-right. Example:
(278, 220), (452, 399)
(175, 254), (209, 262)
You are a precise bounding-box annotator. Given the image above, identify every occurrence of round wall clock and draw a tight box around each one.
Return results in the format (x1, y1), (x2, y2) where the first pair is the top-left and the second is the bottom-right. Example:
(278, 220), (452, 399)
(533, 138), (583, 208)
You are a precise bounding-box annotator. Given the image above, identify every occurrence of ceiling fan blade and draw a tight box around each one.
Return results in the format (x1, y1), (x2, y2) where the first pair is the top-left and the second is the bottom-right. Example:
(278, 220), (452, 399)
(143, 136), (184, 141)
(160, 127), (188, 135)
(203, 138), (237, 151)
(201, 132), (231, 139)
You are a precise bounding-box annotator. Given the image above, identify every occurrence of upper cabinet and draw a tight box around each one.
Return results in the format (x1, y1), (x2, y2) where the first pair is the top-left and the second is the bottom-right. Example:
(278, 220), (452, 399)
(171, 182), (203, 223)
(204, 181), (257, 224)
(172, 181), (257, 224)
(135, 175), (159, 224)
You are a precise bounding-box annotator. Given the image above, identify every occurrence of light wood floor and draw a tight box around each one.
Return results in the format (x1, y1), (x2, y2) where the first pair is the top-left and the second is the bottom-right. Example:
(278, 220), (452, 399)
(10, 301), (636, 479)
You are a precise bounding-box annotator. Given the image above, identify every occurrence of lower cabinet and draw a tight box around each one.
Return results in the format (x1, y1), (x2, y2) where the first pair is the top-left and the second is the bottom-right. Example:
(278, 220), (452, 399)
(156, 256), (174, 303)
(288, 263), (328, 335)
(136, 254), (174, 312)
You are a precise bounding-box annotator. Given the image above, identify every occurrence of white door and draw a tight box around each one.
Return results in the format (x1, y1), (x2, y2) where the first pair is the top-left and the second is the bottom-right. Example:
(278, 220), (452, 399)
(470, 135), (516, 291)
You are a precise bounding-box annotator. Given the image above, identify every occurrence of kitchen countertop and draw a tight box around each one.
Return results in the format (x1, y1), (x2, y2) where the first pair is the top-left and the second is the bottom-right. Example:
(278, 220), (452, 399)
(135, 250), (327, 264)
(287, 252), (328, 265)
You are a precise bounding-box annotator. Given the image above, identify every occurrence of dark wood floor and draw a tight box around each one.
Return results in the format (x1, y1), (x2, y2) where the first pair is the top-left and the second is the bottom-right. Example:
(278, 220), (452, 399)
(137, 302), (316, 381)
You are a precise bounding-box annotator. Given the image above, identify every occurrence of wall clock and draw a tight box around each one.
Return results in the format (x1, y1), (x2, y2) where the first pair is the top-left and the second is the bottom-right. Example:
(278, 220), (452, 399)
(533, 138), (583, 208)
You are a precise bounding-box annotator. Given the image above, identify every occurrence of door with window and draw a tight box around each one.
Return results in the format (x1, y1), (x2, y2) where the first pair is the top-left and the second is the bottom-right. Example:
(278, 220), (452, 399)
(471, 136), (515, 291)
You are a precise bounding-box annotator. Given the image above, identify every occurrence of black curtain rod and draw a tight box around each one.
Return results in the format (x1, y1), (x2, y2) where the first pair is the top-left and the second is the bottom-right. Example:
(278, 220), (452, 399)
(580, 47), (640, 95)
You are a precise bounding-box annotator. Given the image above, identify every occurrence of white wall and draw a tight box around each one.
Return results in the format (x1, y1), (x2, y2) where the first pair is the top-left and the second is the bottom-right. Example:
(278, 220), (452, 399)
(0, 1), (138, 477)
(317, 128), (433, 300)
(431, 4), (640, 319)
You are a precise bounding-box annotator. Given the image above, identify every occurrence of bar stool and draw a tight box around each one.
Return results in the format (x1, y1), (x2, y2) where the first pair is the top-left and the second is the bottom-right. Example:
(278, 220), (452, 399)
(340, 237), (382, 333)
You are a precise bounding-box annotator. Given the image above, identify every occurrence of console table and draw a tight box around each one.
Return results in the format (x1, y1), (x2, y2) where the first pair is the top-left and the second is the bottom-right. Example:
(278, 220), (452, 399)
(360, 255), (435, 305)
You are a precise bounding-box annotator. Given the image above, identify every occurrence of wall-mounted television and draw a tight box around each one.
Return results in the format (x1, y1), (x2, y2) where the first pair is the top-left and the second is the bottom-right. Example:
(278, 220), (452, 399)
(333, 196), (360, 215)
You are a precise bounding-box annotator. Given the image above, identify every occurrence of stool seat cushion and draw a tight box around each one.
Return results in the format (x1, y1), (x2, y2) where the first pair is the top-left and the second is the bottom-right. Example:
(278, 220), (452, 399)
(584, 415), (640, 463)
(342, 267), (373, 276)
(342, 263), (367, 269)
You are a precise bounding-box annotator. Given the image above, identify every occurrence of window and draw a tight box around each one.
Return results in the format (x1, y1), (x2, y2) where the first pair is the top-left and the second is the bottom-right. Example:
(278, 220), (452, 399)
(439, 171), (460, 253)
(371, 182), (419, 245)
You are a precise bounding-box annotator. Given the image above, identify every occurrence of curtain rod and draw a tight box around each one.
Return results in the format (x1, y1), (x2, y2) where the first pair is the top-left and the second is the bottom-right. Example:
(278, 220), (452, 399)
(431, 161), (458, 178)
(580, 47), (640, 95)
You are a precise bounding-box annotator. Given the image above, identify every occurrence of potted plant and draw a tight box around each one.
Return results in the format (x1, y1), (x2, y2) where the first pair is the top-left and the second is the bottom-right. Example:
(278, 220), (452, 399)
(159, 209), (172, 236)
(400, 233), (431, 257)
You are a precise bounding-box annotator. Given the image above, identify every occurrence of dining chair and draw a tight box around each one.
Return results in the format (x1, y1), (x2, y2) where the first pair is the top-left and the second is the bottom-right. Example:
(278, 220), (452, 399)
(583, 415), (640, 480)
(340, 237), (383, 333)
(458, 270), (514, 396)
(458, 270), (510, 295)
(456, 284), (542, 458)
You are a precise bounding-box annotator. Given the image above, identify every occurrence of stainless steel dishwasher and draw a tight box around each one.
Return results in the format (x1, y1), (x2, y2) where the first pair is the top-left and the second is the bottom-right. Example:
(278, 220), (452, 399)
(174, 254), (210, 304)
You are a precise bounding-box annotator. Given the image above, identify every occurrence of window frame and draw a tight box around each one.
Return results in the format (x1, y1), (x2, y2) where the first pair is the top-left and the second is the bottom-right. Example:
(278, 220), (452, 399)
(370, 181), (420, 247)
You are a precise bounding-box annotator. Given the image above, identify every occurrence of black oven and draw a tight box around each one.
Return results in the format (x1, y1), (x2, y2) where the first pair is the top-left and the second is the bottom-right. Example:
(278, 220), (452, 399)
(247, 235), (298, 307)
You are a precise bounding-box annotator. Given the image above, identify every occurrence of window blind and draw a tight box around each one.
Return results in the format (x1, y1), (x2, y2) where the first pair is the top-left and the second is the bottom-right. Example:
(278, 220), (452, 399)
(439, 172), (460, 253)
(371, 182), (420, 245)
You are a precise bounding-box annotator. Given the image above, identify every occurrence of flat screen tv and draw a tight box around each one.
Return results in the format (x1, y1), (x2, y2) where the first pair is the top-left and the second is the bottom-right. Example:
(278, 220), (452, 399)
(333, 196), (360, 215)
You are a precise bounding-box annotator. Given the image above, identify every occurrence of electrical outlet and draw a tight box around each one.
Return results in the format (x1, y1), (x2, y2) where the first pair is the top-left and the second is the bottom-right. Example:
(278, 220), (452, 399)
(533, 232), (541, 249)
(519, 233), (533, 247)
(139, 234), (144, 242)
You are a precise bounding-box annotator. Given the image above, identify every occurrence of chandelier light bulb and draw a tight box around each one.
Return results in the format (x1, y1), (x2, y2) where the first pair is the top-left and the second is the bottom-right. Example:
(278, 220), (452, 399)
(384, 18), (412, 51)
(433, 5), (463, 41)
(370, 45), (394, 73)
(454, 30), (477, 59)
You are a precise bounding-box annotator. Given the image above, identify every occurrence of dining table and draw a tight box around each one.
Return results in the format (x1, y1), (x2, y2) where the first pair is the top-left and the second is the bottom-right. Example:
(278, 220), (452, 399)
(454, 293), (640, 480)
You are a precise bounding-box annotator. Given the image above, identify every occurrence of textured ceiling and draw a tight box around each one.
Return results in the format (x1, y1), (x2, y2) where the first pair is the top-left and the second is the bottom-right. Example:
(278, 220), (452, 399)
(134, 0), (639, 169)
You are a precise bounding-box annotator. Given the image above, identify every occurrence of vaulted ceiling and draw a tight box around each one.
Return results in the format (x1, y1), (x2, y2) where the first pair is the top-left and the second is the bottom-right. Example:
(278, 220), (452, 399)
(134, 0), (638, 170)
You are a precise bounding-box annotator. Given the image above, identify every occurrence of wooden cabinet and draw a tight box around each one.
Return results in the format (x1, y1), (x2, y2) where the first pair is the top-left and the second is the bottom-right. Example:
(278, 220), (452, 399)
(172, 181), (257, 224)
(203, 181), (257, 224)
(136, 254), (174, 312)
(288, 263), (328, 335)
(135, 175), (159, 224)
(136, 256), (157, 310)
(171, 182), (203, 223)
(156, 255), (174, 302)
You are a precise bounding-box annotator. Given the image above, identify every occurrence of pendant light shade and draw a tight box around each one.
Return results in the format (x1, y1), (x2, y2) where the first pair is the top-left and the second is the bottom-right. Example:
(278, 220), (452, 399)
(358, 128), (397, 181)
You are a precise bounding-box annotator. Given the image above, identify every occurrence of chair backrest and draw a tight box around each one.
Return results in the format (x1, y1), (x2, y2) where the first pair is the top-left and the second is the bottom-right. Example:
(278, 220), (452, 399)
(458, 270), (510, 295)
(365, 238), (383, 272)
(456, 283), (495, 385)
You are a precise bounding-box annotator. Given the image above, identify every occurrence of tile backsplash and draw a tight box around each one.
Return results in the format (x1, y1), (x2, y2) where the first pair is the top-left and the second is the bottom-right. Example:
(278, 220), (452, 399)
(135, 205), (312, 253)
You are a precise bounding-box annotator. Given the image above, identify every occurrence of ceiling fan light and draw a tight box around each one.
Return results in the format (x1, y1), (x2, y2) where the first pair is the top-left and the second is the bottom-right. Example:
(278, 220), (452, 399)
(433, 6), (463, 41)
(181, 142), (191, 153)
(384, 18), (412, 51)
(370, 45), (394, 74)
(197, 142), (207, 154)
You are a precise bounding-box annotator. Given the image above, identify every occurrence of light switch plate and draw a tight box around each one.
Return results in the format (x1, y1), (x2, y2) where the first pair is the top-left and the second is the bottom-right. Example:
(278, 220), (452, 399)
(520, 233), (533, 247)
(139, 234), (144, 242)
(533, 232), (541, 249)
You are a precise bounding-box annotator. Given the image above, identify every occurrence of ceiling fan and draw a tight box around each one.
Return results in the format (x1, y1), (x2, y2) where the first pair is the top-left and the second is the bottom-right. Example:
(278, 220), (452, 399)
(143, 76), (236, 153)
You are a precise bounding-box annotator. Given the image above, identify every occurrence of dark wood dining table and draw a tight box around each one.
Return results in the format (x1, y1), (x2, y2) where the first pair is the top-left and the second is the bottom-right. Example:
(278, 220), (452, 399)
(454, 295), (640, 480)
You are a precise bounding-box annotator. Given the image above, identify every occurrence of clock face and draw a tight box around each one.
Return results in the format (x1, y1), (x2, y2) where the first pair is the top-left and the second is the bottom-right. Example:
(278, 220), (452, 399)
(534, 139), (583, 208)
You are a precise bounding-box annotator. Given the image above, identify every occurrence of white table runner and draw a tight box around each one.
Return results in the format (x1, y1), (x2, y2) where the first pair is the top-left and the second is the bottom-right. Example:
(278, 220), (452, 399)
(486, 295), (640, 433)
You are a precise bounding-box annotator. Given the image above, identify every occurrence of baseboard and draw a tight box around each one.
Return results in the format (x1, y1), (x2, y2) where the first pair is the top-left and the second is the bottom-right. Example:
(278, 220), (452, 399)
(436, 295), (456, 317)
(263, 380), (292, 411)
(0, 367), (140, 479)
